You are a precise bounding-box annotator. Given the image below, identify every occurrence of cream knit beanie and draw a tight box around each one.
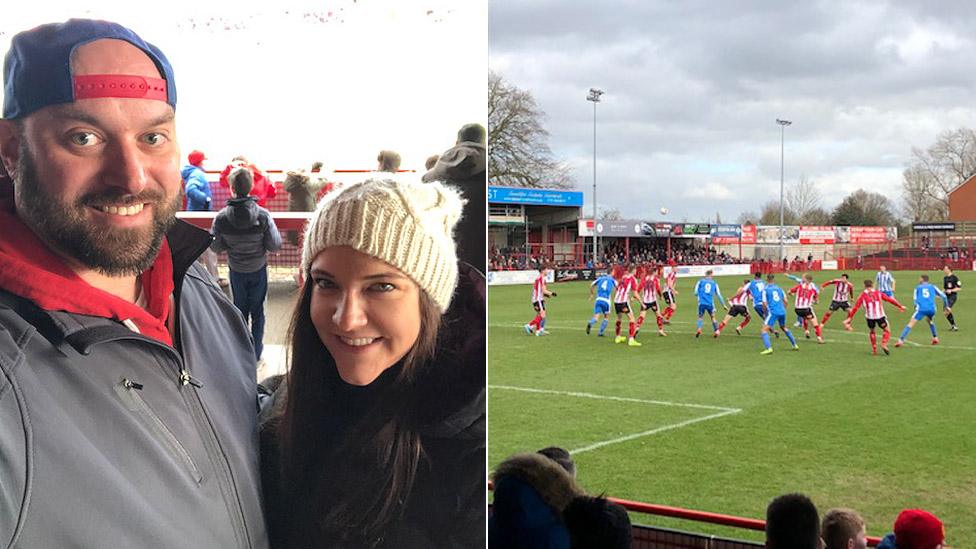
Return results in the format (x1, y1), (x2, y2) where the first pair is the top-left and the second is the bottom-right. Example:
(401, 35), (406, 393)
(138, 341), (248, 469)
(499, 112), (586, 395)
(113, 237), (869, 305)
(301, 178), (465, 312)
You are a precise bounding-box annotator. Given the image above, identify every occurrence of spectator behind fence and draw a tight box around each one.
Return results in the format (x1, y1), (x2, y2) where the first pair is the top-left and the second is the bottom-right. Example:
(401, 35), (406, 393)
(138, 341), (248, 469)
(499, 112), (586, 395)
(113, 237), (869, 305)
(283, 161), (331, 247)
(766, 493), (822, 549)
(822, 508), (867, 549)
(211, 167), (282, 363)
(490, 451), (631, 549)
(377, 149), (401, 172)
(259, 177), (485, 548)
(181, 149), (226, 286)
(423, 122), (487, 274)
(220, 154), (277, 207)
(0, 18), (267, 546)
(877, 509), (945, 549)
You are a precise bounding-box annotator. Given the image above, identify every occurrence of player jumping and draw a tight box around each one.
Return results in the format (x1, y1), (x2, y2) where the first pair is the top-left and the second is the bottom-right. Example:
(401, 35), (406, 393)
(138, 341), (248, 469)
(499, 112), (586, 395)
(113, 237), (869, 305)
(613, 263), (642, 346)
(895, 274), (948, 347)
(694, 270), (727, 338)
(789, 274), (824, 343)
(759, 274), (799, 354)
(636, 264), (667, 337)
(820, 273), (854, 327)
(843, 279), (905, 355)
(587, 270), (617, 336)
(661, 264), (679, 323)
(524, 265), (556, 336)
(715, 278), (752, 337)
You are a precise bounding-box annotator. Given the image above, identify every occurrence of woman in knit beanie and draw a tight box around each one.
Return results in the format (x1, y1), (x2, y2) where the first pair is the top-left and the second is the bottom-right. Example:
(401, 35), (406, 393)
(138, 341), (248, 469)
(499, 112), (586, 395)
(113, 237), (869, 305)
(260, 178), (486, 548)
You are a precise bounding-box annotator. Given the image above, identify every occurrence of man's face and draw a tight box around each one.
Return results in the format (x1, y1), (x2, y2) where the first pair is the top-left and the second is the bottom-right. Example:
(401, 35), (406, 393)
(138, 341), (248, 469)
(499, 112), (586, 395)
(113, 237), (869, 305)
(5, 39), (181, 276)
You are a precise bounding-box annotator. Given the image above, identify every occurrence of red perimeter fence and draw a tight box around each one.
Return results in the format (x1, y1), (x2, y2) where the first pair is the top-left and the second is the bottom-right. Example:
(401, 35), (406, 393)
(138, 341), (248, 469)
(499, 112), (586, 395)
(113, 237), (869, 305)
(487, 484), (885, 548)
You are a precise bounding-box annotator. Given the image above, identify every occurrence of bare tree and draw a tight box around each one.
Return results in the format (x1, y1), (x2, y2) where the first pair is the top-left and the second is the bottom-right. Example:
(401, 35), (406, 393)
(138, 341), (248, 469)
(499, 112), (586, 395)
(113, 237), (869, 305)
(832, 189), (897, 226)
(902, 128), (976, 219)
(758, 199), (797, 225)
(488, 71), (573, 188)
(736, 211), (758, 225)
(599, 207), (623, 221)
(786, 175), (824, 224)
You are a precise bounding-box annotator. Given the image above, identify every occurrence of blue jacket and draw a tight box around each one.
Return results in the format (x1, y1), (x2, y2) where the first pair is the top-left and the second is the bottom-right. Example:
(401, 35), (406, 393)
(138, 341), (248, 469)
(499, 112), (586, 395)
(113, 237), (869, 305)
(181, 164), (212, 211)
(489, 453), (580, 549)
(876, 533), (897, 548)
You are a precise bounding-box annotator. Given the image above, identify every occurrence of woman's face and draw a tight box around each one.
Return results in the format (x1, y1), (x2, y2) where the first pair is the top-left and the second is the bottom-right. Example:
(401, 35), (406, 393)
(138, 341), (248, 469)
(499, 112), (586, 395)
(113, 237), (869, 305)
(309, 246), (422, 386)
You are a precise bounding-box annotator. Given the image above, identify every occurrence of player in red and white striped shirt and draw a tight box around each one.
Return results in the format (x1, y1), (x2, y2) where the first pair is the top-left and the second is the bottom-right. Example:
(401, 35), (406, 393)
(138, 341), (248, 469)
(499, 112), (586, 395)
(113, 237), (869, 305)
(788, 274), (824, 343)
(715, 279), (753, 337)
(636, 264), (667, 337)
(843, 279), (906, 355)
(820, 274), (854, 327)
(524, 266), (557, 336)
(661, 265), (679, 323)
(613, 263), (642, 346)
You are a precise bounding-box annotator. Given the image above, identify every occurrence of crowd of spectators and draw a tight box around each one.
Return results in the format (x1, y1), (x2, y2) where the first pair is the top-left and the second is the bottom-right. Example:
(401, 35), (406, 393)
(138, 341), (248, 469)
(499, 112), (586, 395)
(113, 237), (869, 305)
(489, 450), (952, 549)
(489, 240), (741, 271)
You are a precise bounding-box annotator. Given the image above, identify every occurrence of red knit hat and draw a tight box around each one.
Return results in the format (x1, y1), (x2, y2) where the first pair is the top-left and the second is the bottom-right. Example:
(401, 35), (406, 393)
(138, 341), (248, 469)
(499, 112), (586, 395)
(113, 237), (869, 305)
(894, 509), (945, 549)
(188, 150), (206, 167)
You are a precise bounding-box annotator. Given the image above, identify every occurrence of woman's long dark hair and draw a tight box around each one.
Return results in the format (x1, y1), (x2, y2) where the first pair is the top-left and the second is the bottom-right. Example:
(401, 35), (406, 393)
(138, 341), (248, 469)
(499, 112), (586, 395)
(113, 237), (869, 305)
(276, 278), (442, 547)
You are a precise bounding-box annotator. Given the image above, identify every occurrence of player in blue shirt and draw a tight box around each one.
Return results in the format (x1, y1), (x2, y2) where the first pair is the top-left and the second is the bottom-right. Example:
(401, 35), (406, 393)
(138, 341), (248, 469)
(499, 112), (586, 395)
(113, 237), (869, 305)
(895, 274), (948, 347)
(694, 270), (727, 338)
(760, 274), (799, 354)
(748, 272), (778, 338)
(587, 272), (617, 336)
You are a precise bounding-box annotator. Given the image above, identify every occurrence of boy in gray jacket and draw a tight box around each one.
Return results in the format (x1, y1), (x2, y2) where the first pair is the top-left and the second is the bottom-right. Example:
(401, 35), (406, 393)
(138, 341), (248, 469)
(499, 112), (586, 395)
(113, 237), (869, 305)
(212, 168), (283, 362)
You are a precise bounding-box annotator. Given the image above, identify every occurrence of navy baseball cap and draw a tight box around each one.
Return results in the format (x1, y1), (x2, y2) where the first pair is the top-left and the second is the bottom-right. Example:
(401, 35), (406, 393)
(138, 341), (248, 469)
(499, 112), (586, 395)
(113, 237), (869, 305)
(3, 19), (177, 119)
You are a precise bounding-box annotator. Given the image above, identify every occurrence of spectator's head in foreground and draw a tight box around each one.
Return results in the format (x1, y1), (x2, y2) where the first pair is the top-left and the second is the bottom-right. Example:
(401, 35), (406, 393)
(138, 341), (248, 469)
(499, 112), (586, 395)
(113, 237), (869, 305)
(766, 493), (822, 549)
(537, 446), (575, 478)
(821, 508), (867, 549)
(894, 509), (944, 549)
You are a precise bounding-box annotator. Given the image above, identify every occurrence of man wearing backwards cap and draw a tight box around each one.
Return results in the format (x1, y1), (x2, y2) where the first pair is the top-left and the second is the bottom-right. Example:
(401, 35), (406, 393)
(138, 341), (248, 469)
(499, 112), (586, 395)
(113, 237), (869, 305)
(0, 20), (268, 548)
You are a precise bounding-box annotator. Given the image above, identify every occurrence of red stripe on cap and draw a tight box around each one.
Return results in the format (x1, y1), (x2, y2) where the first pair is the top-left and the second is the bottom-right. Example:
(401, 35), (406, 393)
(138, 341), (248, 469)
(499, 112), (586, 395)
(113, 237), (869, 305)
(73, 74), (168, 102)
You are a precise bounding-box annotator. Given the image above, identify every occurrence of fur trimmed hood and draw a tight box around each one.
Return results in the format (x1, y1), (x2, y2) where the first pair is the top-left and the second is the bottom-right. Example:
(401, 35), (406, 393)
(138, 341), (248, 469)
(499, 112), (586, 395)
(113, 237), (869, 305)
(491, 452), (583, 514)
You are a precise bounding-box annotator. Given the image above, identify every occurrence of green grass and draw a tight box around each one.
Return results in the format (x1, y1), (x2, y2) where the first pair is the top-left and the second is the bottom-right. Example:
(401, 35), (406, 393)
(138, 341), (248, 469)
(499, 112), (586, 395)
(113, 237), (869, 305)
(488, 270), (976, 545)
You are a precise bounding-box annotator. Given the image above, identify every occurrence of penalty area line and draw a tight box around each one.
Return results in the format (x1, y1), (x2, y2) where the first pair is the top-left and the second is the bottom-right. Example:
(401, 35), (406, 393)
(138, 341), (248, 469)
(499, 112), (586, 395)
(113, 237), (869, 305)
(567, 409), (740, 455)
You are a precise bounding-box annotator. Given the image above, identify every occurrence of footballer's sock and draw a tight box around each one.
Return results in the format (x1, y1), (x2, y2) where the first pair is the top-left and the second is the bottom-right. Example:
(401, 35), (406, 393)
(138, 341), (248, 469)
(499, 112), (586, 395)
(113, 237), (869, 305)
(664, 307), (674, 319)
(947, 312), (956, 326)
(802, 318), (808, 330)
(718, 321), (727, 331)
(636, 316), (645, 329)
(629, 322), (636, 338)
(869, 332), (877, 351)
(599, 319), (608, 335)
(656, 316), (663, 330)
(696, 318), (703, 330)
(900, 325), (911, 340)
(615, 320), (622, 336)
(530, 316), (541, 330)
(882, 330), (891, 345)
(588, 318), (597, 328)
(712, 320), (718, 332)
(929, 323), (938, 337)
(785, 330), (797, 346)
(821, 313), (830, 325)
(815, 325), (822, 338)
(761, 332), (771, 349)
(540, 317), (546, 330)
(739, 316), (751, 329)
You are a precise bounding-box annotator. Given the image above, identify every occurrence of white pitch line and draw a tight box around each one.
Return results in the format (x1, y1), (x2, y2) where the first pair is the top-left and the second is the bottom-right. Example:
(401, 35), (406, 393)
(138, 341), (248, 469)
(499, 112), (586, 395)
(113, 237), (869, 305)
(488, 384), (740, 413)
(490, 322), (976, 351)
(568, 409), (740, 455)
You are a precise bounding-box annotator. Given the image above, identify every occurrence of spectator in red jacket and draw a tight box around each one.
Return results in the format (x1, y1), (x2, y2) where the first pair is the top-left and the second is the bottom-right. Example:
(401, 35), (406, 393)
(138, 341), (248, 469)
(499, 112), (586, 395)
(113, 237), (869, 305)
(219, 155), (277, 207)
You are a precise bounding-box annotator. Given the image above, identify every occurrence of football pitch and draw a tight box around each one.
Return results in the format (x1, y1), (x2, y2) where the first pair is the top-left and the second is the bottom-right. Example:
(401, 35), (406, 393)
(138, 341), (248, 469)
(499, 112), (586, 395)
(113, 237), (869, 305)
(488, 270), (975, 545)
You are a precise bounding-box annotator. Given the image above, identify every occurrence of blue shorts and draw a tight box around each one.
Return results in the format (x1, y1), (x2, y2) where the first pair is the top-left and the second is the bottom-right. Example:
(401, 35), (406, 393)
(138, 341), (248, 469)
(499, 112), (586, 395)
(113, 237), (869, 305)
(753, 305), (766, 318)
(912, 309), (935, 322)
(881, 290), (894, 298)
(698, 304), (714, 317)
(764, 312), (786, 328)
(593, 300), (610, 315)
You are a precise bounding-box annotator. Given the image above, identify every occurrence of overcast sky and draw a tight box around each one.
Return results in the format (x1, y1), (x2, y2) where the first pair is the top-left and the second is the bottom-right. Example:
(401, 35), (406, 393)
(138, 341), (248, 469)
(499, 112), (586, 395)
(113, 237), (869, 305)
(490, 0), (976, 223)
(2, 1), (486, 175)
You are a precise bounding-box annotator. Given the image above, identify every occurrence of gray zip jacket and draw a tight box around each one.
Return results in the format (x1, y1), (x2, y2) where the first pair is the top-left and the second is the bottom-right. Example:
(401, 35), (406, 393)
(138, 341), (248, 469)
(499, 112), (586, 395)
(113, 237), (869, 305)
(210, 197), (282, 274)
(0, 221), (269, 548)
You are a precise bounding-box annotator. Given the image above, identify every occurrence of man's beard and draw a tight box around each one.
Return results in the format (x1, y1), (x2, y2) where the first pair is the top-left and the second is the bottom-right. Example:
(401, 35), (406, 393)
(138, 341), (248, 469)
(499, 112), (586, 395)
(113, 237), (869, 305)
(14, 143), (181, 276)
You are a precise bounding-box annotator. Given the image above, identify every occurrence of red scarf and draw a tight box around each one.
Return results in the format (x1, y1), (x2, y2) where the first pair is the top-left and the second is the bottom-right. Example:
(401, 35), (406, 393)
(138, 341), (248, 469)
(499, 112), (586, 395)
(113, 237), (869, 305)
(0, 190), (175, 346)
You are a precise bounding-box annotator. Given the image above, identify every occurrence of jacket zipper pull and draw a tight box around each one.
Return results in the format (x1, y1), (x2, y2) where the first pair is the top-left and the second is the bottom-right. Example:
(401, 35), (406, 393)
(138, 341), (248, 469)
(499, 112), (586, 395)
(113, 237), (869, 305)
(179, 369), (203, 388)
(122, 378), (144, 390)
